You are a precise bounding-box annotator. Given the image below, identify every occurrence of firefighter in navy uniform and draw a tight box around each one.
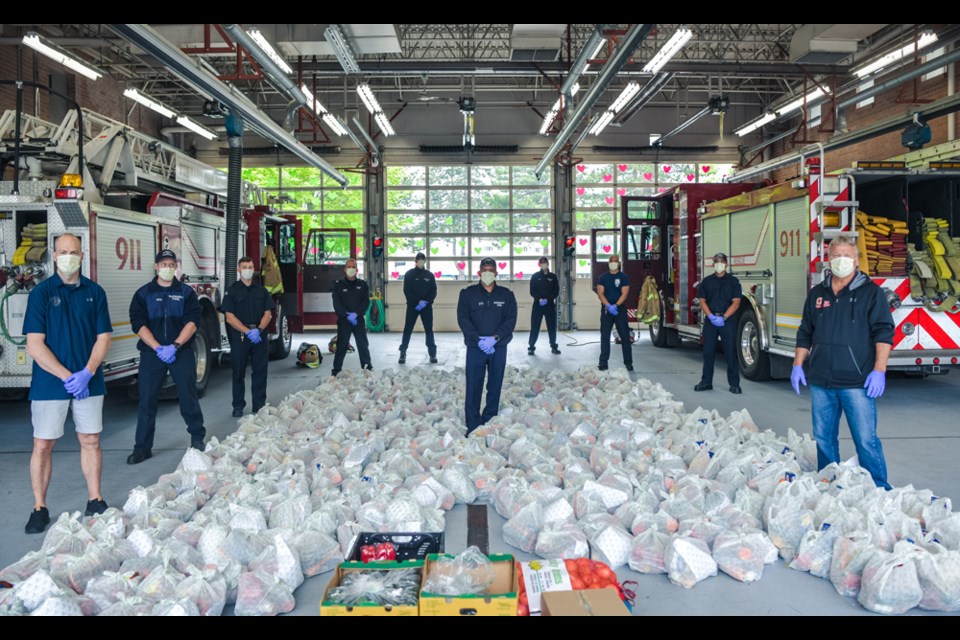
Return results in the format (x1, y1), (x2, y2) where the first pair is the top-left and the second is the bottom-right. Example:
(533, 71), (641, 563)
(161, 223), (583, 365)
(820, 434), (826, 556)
(596, 254), (633, 371)
(457, 257), (518, 435)
(331, 258), (373, 376)
(221, 256), (275, 417)
(528, 256), (561, 356)
(695, 252), (743, 394)
(126, 249), (206, 465)
(399, 252), (438, 364)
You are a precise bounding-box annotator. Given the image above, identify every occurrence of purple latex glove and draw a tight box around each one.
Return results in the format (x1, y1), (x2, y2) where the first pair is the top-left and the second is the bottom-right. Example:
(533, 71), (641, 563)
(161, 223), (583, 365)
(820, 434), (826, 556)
(709, 314), (725, 327)
(606, 303), (619, 316)
(346, 312), (358, 326)
(64, 368), (93, 396)
(864, 370), (886, 398)
(246, 328), (262, 344)
(478, 336), (497, 354)
(539, 298), (548, 307)
(73, 386), (90, 401)
(791, 365), (807, 395)
(415, 300), (428, 312)
(156, 345), (177, 364)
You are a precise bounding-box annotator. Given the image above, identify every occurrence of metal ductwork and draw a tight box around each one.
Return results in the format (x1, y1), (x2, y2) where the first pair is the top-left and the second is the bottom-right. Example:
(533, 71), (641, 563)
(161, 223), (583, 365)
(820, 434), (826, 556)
(511, 24), (565, 62)
(789, 24), (888, 64)
(220, 24), (307, 130)
(560, 25), (609, 96)
(107, 23), (348, 187)
(535, 23), (654, 179)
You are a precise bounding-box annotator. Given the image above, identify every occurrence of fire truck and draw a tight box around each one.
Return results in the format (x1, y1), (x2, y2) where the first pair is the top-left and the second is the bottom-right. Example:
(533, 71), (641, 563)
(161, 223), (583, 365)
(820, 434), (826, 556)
(611, 150), (960, 380)
(0, 102), (351, 397)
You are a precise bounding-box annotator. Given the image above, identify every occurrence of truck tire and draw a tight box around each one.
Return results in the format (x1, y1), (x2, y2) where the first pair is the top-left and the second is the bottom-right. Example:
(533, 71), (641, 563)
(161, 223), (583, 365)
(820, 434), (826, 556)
(191, 330), (212, 398)
(270, 305), (292, 360)
(736, 307), (771, 381)
(649, 299), (670, 348)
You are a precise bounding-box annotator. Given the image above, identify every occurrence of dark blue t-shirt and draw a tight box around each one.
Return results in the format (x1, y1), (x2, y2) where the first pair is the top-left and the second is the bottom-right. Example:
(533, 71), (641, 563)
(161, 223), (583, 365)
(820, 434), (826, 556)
(23, 274), (113, 400)
(598, 271), (630, 307)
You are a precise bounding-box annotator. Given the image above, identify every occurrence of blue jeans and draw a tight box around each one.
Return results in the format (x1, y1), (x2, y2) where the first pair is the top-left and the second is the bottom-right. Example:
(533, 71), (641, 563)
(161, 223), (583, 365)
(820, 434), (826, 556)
(810, 384), (890, 489)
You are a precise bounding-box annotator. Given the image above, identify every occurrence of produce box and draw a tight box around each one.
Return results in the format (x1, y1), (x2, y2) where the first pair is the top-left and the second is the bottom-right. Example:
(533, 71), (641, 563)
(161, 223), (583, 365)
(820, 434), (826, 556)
(419, 553), (518, 616)
(541, 589), (632, 616)
(517, 558), (625, 616)
(320, 560), (424, 616)
(348, 531), (444, 565)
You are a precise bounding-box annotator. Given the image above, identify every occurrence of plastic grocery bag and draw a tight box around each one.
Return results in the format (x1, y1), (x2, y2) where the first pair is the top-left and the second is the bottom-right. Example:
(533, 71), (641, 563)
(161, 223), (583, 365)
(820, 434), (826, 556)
(535, 523), (589, 559)
(14, 570), (63, 611)
(665, 537), (718, 588)
(84, 571), (141, 610)
(503, 502), (544, 553)
(422, 547), (496, 596)
(174, 570), (227, 617)
(712, 530), (775, 583)
(857, 542), (923, 614)
(628, 529), (670, 574)
(915, 545), (960, 612)
(791, 525), (841, 578)
(234, 570), (295, 616)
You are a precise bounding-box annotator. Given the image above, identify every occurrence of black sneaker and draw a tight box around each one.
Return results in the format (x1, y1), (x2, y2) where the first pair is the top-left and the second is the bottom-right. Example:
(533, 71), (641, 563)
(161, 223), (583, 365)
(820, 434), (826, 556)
(362, 364), (373, 371)
(191, 438), (205, 451)
(551, 347), (561, 355)
(429, 356), (438, 364)
(694, 382), (713, 392)
(398, 352), (406, 364)
(126, 448), (152, 465)
(85, 498), (108, 517)
(626, 363), (634, 372)
(730, 385), (742, 394)
(232, 408), (243, 418)
(598, 364), (609, 371)
(528, 347), (535, 356)
(25, 507), (50, 534)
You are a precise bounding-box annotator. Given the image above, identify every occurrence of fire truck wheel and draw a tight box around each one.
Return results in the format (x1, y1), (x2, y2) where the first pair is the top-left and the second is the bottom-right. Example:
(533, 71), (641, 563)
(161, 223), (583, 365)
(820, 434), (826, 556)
(736, 308), (771, 381)
(192, 330), (212, 398)
(649, 300), (670, 348)
(269, 306), (292, 360)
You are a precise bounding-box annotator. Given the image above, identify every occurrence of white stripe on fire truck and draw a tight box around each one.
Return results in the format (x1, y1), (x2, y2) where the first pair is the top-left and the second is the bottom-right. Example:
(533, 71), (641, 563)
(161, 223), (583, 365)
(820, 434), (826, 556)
(775, 313), (802, 328)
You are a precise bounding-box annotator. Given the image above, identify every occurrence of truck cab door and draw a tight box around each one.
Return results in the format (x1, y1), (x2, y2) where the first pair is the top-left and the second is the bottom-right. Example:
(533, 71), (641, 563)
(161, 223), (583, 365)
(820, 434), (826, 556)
(301, 227), (356, 328)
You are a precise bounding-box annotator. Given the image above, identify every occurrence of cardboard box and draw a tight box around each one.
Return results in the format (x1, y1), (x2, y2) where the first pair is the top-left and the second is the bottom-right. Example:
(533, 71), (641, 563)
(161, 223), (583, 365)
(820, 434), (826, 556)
(540, 589), (632, 617)
(518, 559), (574, 615)
(419, 554), (518, 616)
(320, 560), (424, 616)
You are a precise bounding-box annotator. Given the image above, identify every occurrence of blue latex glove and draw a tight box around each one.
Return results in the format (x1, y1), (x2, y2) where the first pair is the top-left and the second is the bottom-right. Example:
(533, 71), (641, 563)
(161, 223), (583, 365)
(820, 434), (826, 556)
(606, 303), (619, 316)
(156, 345), (177, 364)
(64, 368), (92, 396)
(864, 370), (886, 398)
(74, 386), (90, 401)
(346, 312), (358, 326)
(539, 298), (548, 307)
(478, 336), (497, 354)
(791, 365), (807, 395)
(709, 314), (725, 327)
(415, 300), (428, 312)
(246, 328), (262, 344)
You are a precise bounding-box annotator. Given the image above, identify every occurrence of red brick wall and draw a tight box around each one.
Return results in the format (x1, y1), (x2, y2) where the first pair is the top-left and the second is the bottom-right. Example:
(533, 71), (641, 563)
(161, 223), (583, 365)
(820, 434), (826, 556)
(770, 73), (951, 182)
(0, 45), (163, 136)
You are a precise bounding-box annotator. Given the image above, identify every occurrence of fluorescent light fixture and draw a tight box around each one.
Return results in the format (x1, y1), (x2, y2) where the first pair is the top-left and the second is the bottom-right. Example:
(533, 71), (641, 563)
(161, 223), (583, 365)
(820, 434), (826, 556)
(374, 112), (396, 137)
(300, 84), (327, 114)
(246, 28), (292, 74)
(589, 111), (616, 136)
(22, 32), (102, 80)
(642, 27), (692, 74)
(322, 114), (348, 137)
(540, 109), (558, 135)
(609, 82), (641, 114)
(325, 24), (361, 75)
(357, 83), (382, 115)
(582, 38), (607, 73)
(123, 88), (176, 118)
(734, 112), (776, 137)
(854, 31), (938, 78)
(776, 88), (828, 116)
(176, 115), (218, 141)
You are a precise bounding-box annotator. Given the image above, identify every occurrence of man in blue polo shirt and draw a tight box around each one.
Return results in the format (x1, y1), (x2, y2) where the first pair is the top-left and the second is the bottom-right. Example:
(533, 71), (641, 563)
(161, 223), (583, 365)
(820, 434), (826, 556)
(457, 257), (517, 435)
(126, 249), (206, 464)
(22, 233), (113, 534)
(596, 254), (633, 372)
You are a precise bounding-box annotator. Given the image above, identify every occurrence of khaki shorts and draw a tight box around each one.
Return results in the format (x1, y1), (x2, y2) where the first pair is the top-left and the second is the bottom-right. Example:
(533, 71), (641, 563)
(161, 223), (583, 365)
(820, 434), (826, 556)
(31, 396), (104, 439)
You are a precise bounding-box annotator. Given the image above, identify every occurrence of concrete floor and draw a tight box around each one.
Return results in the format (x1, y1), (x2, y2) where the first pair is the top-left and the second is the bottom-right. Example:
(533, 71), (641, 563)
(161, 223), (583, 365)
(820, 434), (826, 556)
(1, 329), (958, 616)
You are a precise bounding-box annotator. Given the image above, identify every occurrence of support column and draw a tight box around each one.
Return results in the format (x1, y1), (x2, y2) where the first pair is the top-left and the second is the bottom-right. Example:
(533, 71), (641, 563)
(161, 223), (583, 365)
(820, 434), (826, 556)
(554, 162), (576, 330)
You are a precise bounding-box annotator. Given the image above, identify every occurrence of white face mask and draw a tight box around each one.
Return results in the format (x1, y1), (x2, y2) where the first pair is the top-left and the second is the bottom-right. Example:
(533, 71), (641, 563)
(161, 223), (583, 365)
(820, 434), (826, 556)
(158, 267), (177, 282)
(240, 268), (255, 281)
(540, 264), (549, 272)
(480, 272), (496, 286)
(56, 254), (81, 276)
(416, 259), (425, 269)
(345, 267), (358, 278)
(714, 262), (727, 275)
(829, 256), (856, 278)
(609, 262), (620, 273)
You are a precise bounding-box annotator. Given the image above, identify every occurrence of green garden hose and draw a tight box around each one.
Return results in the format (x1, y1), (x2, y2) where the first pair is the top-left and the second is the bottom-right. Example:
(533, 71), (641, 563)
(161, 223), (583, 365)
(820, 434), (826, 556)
(1, 286), (26, 346)
(366, 293), (386, 333)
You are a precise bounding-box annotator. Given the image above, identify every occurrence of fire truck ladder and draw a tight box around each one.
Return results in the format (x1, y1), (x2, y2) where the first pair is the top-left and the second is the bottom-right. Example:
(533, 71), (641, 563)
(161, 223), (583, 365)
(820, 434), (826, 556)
(805, 146), (859, 272)
(0, 108), (264, 206)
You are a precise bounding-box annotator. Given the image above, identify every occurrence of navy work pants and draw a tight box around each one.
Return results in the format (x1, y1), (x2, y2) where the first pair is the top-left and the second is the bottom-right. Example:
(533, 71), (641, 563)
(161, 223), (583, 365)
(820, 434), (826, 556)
(464, 345), (507, 433)
(134, 348), (205, 451)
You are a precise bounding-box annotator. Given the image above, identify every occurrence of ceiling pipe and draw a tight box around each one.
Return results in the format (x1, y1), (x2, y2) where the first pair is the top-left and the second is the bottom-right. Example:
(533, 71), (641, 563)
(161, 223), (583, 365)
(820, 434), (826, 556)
(220, 24), (307, 130)
(837, 45), (960, 110)
(106, 23), (347, 187)
(561, 24), (609, 96)
(535, 24), (654, 179)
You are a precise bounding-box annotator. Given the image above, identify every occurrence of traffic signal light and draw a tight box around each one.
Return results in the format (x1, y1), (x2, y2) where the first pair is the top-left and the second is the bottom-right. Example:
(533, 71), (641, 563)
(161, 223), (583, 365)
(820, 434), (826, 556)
(563, 234), (576, 257)
(372, 235), (384, 259)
